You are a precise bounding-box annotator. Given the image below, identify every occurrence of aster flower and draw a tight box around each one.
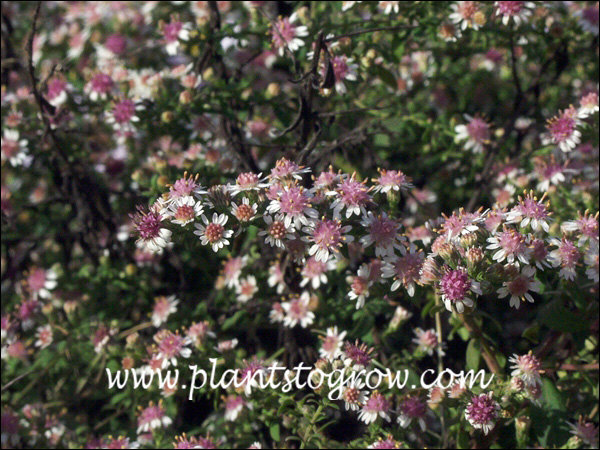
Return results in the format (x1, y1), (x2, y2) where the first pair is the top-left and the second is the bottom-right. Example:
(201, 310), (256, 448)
(348, 263), (373, 309)
(34, 324), (53, 349)
(267, 185), (318, 229)
(194, 213), (234, 252)
(487, 227), (531, 265)
(344, 340), (374, 369)
(561, 211), (599, 246)
(383, 246), (424, 296)
(379, 1), (400, 15)
(168, 172), (208, 202)
(358, 391), (391, 424)
(238, 358), (267, 395)
(269, 302), (285, 324)
(412, 328), (445, 357)
(584, 241), (599, 283)
(548, 237), (580, 281)
(546, 106), (582, 153)
(236, 276), (258, 303)
(151, 295), (179, 327)
(223, 395), (247, 422)
(268, 262), (286, 294)
(494, 2), (534, 26)
(339, 385), (367, 411)
(166, 196), (204, 226)
(304, 217), (353, 262)
(162, 17), (191, 55)
(328, 176), (371, 219)
(360, 212), (404, 257)
(319, 326), (347, 361)
(1, 129), (30, 167)
(231, 197), (258, 223)
(271, 13), (309, 56)
(106, 98), (144, 132)
(397, 395), (427, 430)
(439, 208), (485, 241)
(578, 92), (599, 118)
(131, 207), (172, 254)
(506, 191), (552, 232)
(368, 436), (403, 449)
(454, 115), (491, 153)
(509, 352), (542, 388)
(324, 55), (359, 95)
(154, 330), (193, 367)
(228, 172), (267, 196)
(529, 238), (552, 270)
(137, 401), (172, 434)
(568, 418), (599, 448)
(575, 4), (600, 36)
(84, 73), (115, 101)
(26, 267), (58, 299)
(269, 158), (311, 181)
(449, 1), (486, 31)
(45, 78), (70, 107)
(464, 392), (500, 435)
(300, 256), (336, 289)
(222, 256), (248, 289)
(389, 305), (413, 330)
(259, 214), (293, 249)
(438, 267), (481, 313)
(282, 292), (315, 328)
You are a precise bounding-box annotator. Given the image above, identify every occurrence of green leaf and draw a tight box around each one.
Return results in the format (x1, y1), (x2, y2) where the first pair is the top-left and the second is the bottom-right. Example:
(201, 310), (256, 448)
(537, 299), (589, 333)
(466, 339), (481, 371)
(222, 310), (246, 331)
(269, 423), (280, 442)
(542, 378), (566, 411)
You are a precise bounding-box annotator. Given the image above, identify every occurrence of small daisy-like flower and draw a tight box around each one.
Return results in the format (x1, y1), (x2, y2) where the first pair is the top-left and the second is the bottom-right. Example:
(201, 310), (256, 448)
(151, 295), (179, 327)
(397, 395), (427, 430)
(259, 214), (293, 249)
(1, 129), (30, 167)
(167, 196), (204, 226)
(187, 321), (214, 347)
(578, 92), (599, 118)
(26, 267), (58, 299)
(535, 156), (570, 191)
(509, 352), (542, 387)
(222, 256), (247, 289)
(439, 21), (463, 41)
(575, 4), (599, 36)
(300, 256), (335, 289)
(162, 17), (191, 55)
(45, 78), (70, 107)
(344, 340), (374, 369)
(168, 172), (208, 202)
(194, 213), (234, 252)
(358, 391), (391, 424)
(494, 1), (534, 26)
(137, 401), (172, 434)
(269, 158), (311, 181)
(546, 106), (581, 153)
(498, 265), (543, 308)
(304, 218), (353, 262)
(268, 262), (286, 294)
(173, 434), (201, 449)
(383, 246), (424, 297)
(267, 185), (318, 229)
(368, 436), (403, 449)
(454, 115), (491, 153)
(238, 358), (267, 395)
(281, 292), (315, 328)
(319, 326), (347, 361)
(329, 176), (371, 219)
(228, 172), (267, 196)
(34, 324), (53, 349)
(506, 191), (552, 232)
(131, 207), (172, 254)
(548, 237), (580, 281)
(236, 276), (258, 303)
(449, 1), (486, 31)
(84, 73), (114, 101)
(106, 98), (143, 132)
(529, 238), (552, 270)
(271, 13), (309, 56)
(154, 330), (193, 367)
(584, 241), (599, 283)
(438, 267), (481, 313)
(324, 55), (359, 94)
(342, 385), (368, 411)
(439, 208), (485, 241)
(465, 392), (500, 435)
(412, 328), (445, 357)
(216, 338), (238, 353)
(389, 305), (413, 330)
(568, 418), (599, 448)
(379, 1), (400, 15)
(372, 168), (413, 195)
(487, 227), (531, 265)
(269, 302), (285, 324)
(231, 197), (258, 223)
(360, 212), (404, 257)
(223, 395), (246, 421)
(93, 324), (116, 354)
(562, 211), (599, 246)
(348, 263), (373, 309)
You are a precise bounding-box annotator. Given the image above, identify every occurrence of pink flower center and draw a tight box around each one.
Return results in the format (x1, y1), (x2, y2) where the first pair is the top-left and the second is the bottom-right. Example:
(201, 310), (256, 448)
(497, 1), (524, 16)
(272, 17), (296, 47)
(90, 73), (114, 93)
(440, 269), (470, 301)
(507, 275), (530, 296)
(466, 394), (498, 425)
(269, 220), (287, 240)
(174, 205), (195, 222)
(112, 99), (136, 124)
(499, 230), (526, 255)
(205, 223), (225, 243)
(135, 211), (163, 240)
(401, 396), (426, 418)
(164, 21), (183, 42)
(313, 219), (342, 249)
(279, 187), (308, 215)
(466, 118), (490, 142)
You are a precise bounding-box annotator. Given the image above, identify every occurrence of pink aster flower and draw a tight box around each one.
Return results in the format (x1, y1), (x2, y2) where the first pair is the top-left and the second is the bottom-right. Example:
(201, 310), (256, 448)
(267, 262), (286, 294)
(498, 265), (542, 308)
(236, 276), (258, 303)
(267, 185), (318, 229)
(106, 98), (143, 132)
(342, 385), (368, 411)
(494, 2), (534, 26)
(358, 391), (391, 424)
(465, 392), (500, 435)
(84, 73), (115, 101)
(304, 218), (353, 262)
(535, 157), (569, 191)
(269, 302), (285, 324)
(438, 267), (481, 313)
(238, 358), (267, 395)
(46, 78), (69, 107)
(231, 197), (258, 223)
(259, 214), (293, 248)
(454, 115), (491, 153)
(561, 211), (599, 246)
(151, 295), (179, 327)
(383, 246), (424, 296)
(271, 13), (309, 56)
(224, 395), (247, 421)
(575, 4), (599, 36)
(509, 352), (542, 387)
(324, 55), (358, 94)
(162, 17), (191, 55)
(168, 173), (208, 201)
(506, 191), (552, 232)
(34, 324), (53, 349)
(228, 172), (267, 196)
(487, 227), (531, 265)
(1, 129), (30, 167)
(269, 158), (311, 181)
(397, 395), (427, 430)
(360, 212), (404, 257)
(344, 340), (374, 369)
(379, 1), (400, 15)
(194, 213), (234, 252)
(93, 324), (116, 354)
(546, 107), (581, 153)
(154, 330), (192, 367)
(319, 326), (347, 361)
(584, 241), (599, 282)
(329, 176), (371, 219)
(27, 267), (58, 299)
(439, 208), (485, 241)
(568, 418), (599, 448)
(449, 1), (486, 31)
(549, 237), (580, 281)
(529, 238), (552, 270)
(578, 91), (599, 118)
(368, 436), (403, 449)
(187, 321), (214, 346)
(137, 401), (172, 434)
(348, 263), (374, 309)
(222, 256), (247, 289)
(412, 327), (445, 357)
(131, 207), (172, 254)
(281, 292), (315, 328)
(300, 256), (335, 289)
